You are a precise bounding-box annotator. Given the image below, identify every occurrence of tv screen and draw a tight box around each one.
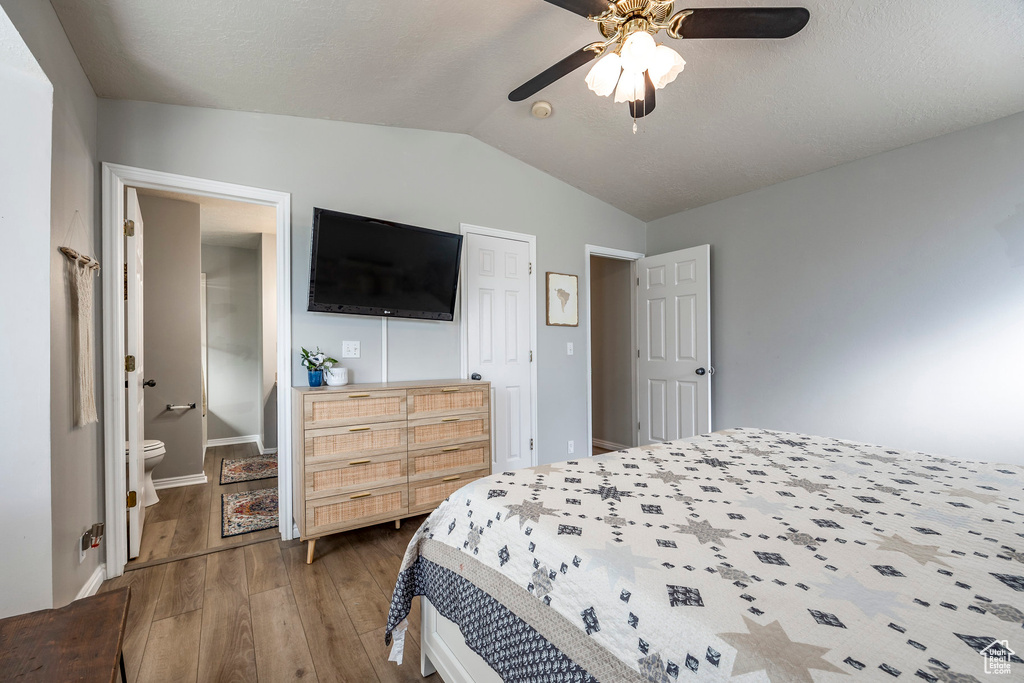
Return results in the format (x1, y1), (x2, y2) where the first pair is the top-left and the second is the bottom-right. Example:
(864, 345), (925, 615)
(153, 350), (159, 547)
(307, 208), (463, 321)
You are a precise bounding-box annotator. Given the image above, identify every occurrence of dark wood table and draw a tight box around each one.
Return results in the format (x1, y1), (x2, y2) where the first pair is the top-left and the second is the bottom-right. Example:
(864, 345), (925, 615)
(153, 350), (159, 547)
(0, 587), (131, 682)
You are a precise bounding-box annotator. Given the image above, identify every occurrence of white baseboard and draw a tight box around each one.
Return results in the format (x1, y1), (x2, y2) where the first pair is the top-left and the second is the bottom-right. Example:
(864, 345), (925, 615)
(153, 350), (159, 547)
(256, 437), (278, 455)
(206, 434), (260, 448)
(154, 473), (209, 490)
(75, 563), (106, 600)
(592, 438), (629, 452)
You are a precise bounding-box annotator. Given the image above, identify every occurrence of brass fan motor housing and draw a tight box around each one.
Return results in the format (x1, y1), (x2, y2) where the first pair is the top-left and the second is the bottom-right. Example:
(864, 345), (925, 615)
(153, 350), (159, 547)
(598, 0), (675, 39)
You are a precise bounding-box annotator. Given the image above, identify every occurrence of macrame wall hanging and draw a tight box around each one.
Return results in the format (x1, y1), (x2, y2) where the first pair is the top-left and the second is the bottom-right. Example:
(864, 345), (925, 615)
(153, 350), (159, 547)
(59, 210), (100, 427)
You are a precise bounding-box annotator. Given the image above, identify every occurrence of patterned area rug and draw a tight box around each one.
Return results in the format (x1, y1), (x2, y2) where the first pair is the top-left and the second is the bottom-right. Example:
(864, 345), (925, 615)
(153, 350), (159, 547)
(219, 454), (277, 484)
(221, 488), (278, 538)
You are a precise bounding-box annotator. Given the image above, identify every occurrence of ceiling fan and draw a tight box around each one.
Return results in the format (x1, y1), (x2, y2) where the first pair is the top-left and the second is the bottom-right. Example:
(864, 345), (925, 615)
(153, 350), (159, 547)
(509, 2), (810, 121)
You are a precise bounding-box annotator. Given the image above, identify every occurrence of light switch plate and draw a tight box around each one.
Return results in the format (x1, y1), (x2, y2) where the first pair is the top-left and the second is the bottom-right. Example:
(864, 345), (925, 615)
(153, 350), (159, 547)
(567, 440), (575, 454)
(342, 341), (360, 358)
(566, 342), (574, 356)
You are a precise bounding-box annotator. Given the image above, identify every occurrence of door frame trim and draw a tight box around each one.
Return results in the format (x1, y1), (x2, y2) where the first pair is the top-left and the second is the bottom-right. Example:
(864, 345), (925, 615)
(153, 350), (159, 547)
(100, 163), (292, 579)
(458, 224), (538, 467)
(584, 244), (644, 456)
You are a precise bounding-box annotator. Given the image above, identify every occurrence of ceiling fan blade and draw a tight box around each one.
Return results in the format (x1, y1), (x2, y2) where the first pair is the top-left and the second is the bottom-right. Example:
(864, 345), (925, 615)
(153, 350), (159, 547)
(542, 0), (611, 19)
(674, 7), (809, 39)
(509, 46), (600, 102)
(628, 72), (656, 119)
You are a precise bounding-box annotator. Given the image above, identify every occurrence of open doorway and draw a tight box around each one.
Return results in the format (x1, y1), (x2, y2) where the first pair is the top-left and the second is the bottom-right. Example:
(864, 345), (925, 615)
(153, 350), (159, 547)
(120, 188), (280, 566)
(585, 245), (643, 456)
(102, 164), (291, 579)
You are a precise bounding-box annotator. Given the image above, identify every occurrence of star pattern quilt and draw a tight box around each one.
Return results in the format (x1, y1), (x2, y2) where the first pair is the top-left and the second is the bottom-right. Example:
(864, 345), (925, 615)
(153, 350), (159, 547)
(386, 428), (1024, 682)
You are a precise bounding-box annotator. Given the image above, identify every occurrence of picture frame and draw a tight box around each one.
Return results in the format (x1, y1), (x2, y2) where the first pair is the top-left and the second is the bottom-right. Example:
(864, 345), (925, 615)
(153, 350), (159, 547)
(546, 272), (579, 327)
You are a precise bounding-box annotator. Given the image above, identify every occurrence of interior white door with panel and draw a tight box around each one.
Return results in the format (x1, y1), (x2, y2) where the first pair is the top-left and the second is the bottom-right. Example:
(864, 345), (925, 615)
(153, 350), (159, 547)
(125, 187), (146, 558)
(637, 244), (711, 445)
(464, 232), (534, 471)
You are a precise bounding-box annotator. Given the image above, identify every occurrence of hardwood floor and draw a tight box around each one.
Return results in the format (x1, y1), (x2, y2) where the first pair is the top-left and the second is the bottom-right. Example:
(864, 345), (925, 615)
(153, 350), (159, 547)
(102, 514), (434, 683)
(129, 443), (280, 569)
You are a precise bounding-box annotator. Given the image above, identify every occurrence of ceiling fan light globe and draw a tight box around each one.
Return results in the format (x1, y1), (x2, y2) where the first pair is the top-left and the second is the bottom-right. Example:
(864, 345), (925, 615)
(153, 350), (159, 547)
(585, 52), (622, 97)
(649, 44), (685, 90)
(619, 30), (656, 74)
(614, 69), (646, 103)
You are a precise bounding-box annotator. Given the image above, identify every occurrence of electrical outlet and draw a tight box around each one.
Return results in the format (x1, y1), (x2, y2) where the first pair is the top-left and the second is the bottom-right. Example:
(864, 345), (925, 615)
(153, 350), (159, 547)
(566, 342), (574, 356)
(567, 440), (575, 454)
(342, 341), (360, 358)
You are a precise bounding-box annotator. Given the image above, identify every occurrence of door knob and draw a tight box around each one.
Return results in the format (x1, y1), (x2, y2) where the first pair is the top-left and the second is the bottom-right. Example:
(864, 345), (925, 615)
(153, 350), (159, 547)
(695, 367), (706, 376)
(143, 379), (156, 388)
(471, 373), (482, 381)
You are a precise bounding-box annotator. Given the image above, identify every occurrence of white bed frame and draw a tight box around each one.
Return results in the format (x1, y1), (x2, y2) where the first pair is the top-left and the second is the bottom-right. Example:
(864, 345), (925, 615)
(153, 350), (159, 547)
(420, 599), (502, 683)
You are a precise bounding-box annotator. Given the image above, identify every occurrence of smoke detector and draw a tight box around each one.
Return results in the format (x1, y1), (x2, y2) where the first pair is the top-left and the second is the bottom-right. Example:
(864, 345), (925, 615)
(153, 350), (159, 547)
(531, 101), (553, 119)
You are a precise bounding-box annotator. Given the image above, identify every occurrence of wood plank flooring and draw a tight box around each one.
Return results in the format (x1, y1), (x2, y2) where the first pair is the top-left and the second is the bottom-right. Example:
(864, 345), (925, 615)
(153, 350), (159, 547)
(102, 514), (434, 683)
(129, 443), (280, 569)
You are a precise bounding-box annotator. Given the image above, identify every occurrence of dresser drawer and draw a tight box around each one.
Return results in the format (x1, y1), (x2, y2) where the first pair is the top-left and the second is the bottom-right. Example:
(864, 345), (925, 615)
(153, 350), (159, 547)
(408, 413), (489, 451)
(304, 422), (407, 463)
(304, 390), (406, 429)
(407, 384), (489, 420)
(409, 442), (490, 483)
(409, 468), (490, 514)
(305, 452), (407, 500)
(304, 485), (408, 537)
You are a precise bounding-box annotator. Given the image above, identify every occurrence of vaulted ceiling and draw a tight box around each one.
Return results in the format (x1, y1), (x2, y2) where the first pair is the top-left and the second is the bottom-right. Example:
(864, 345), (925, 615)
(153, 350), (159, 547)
(52, 1), (1024, 221)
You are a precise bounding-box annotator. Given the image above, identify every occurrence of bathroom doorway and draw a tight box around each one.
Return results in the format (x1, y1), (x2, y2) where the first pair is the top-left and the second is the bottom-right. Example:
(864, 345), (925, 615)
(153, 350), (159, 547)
(102, 164), (291, 578)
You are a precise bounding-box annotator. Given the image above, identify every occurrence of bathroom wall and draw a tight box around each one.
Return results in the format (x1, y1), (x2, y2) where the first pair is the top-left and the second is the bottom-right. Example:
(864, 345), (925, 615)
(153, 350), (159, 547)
(139, 195), (204, 481)
(202, 243), (262, 441)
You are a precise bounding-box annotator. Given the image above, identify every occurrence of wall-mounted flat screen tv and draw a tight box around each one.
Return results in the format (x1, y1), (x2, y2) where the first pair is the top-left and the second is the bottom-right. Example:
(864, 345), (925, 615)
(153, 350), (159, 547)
(307, 208), (463, 321)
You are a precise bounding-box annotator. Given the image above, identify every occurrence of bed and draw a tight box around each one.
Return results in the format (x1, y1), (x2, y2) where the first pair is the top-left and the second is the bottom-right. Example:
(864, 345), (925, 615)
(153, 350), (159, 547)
(386, 428), (1024, 682)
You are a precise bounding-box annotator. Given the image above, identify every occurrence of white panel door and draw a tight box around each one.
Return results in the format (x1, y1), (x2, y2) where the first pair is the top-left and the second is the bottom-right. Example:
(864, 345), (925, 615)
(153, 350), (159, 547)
(637, 245), (710, 444)
(466, 233), (533, 471)
(125, 188), (146, 558)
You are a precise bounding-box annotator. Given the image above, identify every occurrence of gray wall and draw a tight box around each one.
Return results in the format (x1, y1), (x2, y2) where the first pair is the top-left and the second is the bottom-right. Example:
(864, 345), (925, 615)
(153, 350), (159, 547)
(1, 0), (104, 611)
(259, 235), (277, 449)
(0, 3), (54, 617)
(97, 100), (647, 465)
(140, 196), (204, 480)
(647, 111), (1024, 465)
(590, 256), (634, 449)
(203, 244), (262, 441)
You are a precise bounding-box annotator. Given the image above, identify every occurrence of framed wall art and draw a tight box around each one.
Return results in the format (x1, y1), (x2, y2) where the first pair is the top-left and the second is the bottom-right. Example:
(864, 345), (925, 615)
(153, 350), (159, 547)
(546, 272), (578, 327)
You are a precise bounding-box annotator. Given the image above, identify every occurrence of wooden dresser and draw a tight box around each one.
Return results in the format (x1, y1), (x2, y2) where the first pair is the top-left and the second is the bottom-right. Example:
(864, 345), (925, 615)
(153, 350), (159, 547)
(292, 379), (492, 562)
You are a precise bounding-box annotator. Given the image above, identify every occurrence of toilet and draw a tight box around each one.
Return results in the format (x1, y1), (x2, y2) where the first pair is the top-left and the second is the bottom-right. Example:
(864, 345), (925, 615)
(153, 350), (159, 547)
(125, 440), (167, 507)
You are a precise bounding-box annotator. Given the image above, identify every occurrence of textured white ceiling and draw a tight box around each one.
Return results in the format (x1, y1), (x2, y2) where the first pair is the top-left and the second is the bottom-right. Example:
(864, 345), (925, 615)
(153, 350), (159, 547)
(56, 1), (1024, 221)
(137, 188), (275, 248)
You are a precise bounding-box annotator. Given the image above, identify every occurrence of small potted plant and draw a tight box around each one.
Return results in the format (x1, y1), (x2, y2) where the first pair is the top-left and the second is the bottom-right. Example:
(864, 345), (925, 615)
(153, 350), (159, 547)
(300, 347), (338, 388)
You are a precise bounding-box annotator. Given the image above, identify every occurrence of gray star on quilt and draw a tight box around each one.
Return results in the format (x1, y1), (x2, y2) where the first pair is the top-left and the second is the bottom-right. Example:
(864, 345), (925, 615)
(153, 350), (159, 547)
(585, 541), (660, 589)
(531, 462), (566, 476)
(785, 478), (832, 493)
(672, 494), (696, 504)
(503, 500), (561, 529)
(873, 532), (953, 567)
(785, 531), (817, 546)
(738, 495), (790, 517)
(717, 564), (753, 582)
(945, 487), (1002, 505)
(637, 652), (672, 683)
(979, 603), (1024, 623)
(602, 515), (629, 528)
(584, 485), (633, 501)
(673, 518), (737, 545)
(859, 452), (899, 464)
(647, 470), (690, 485)
(525, 481), (552, 492)
(812, 574), (906, 619)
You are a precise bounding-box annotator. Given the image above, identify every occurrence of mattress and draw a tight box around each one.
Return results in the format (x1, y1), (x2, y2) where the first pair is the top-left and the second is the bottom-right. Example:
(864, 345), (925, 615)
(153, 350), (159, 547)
(386, 428), (1024, 682)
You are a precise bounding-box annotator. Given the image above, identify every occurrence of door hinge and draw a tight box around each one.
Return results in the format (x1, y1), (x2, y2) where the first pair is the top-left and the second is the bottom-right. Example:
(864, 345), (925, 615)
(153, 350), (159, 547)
(530, 438), (534, 451)
(125, 355), (136, 372)
(123, 219), (135, 237)
(126, 490), (138, 509)
(530, 350), (533, 362)
(636, 277), (640, 286)
(638, 421), (641, 431)
(637, 349), (640, 358)
(529, 262), (533, 275)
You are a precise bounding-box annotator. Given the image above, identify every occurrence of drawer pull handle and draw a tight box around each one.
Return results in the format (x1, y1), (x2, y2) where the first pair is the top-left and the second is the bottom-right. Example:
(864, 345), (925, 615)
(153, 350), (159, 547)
(441, 388), (460, 392)
(441, 418), (460, 423)
(349, 459), (370, 465)
(348, 393), (370, 398)
(442, 475), (461, 482)
(350, 492), (372, 499)
(349, 427), (371, 432)
(441, 446), (460, 452)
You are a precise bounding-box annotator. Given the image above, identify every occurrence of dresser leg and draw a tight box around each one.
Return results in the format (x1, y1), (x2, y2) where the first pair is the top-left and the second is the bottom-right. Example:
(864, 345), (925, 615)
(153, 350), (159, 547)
(306, 539), (316, 564)
(395, 519), (401, 530)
